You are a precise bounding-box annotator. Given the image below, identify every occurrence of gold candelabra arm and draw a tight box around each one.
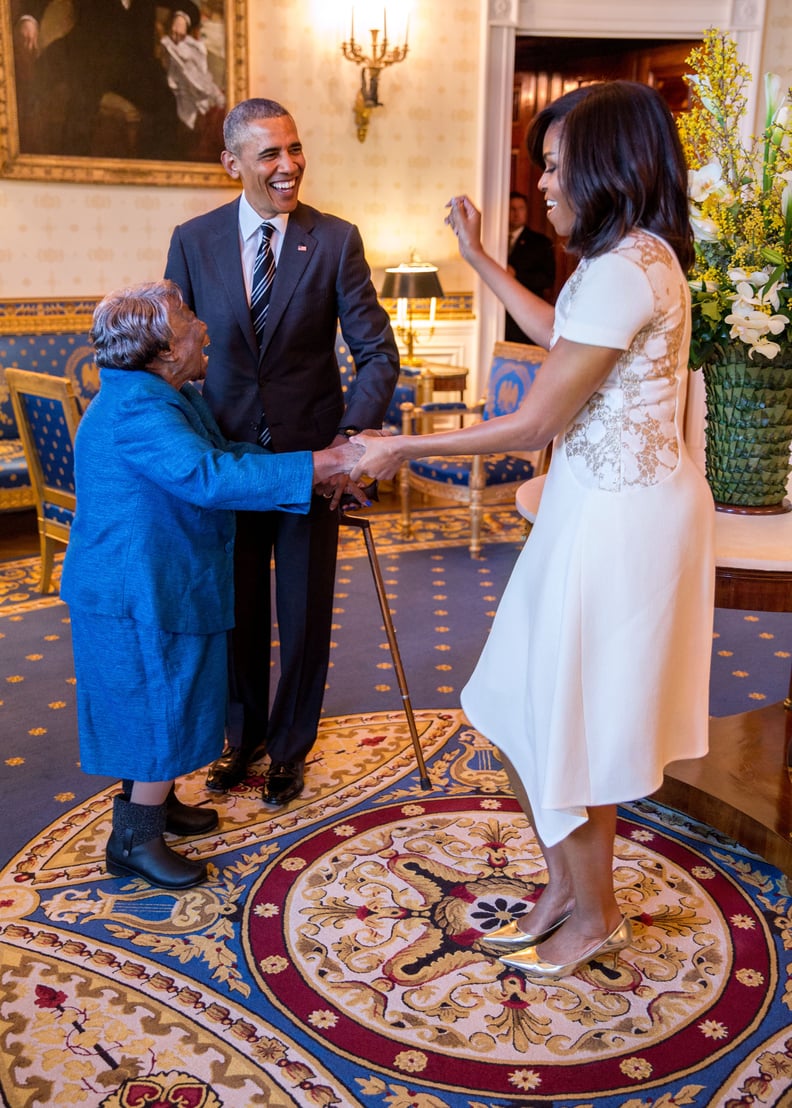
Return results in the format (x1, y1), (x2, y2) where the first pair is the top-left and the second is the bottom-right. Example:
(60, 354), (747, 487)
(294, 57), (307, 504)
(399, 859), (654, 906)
(342, 32), (409, 72)
(396, 325), (417, 363)
(341, 18), (409, 142)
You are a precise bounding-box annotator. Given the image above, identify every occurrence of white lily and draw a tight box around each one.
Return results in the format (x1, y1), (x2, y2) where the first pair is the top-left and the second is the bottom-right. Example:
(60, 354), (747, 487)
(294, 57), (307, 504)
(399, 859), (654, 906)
(730, 275), (784, 311)
(725, 286), (788, 356)
(725, 308), (786, 334)
(751, 335), (782, 359)
(689, 207), (721, 242)
(729, 269), (772, 289)
(688, 162), (732, 203)
(765, 72), (785, 127)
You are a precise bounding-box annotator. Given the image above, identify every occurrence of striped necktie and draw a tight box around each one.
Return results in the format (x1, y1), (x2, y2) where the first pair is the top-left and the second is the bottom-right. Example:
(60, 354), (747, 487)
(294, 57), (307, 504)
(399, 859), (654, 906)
(250, 221), (276, 344)
(250, 222), (275, 446)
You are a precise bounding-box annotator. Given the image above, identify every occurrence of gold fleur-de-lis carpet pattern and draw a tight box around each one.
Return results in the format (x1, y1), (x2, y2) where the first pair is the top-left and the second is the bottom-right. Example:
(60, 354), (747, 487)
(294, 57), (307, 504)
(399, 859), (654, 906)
(1, 507), (791, 1107)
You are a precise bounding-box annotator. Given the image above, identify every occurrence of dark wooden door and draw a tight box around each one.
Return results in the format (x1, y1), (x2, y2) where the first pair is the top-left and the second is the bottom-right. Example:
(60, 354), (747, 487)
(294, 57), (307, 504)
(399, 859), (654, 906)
(511, 38), (700, 300)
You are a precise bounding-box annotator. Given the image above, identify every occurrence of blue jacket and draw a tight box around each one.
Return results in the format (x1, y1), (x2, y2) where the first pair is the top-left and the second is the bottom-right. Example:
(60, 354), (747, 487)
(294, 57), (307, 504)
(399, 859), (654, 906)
(61, 368), (313, 633)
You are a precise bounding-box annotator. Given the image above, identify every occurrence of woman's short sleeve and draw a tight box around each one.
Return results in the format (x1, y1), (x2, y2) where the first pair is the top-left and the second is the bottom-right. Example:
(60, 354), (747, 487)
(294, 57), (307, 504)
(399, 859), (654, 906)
(556, 251), (654, 351)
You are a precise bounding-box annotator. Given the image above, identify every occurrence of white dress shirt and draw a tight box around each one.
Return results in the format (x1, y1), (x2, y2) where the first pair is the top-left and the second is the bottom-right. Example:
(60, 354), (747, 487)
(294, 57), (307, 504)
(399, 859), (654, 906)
(238, 193), (289, 304)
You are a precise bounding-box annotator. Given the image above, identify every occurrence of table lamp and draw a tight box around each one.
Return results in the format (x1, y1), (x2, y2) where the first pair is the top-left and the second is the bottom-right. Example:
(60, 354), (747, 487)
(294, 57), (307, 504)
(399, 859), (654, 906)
(380, 258), (444, 365)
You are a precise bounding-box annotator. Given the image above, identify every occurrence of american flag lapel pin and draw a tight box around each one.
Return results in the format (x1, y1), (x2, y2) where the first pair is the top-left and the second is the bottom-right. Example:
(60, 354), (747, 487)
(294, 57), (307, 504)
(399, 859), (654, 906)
(298, 244), (308, 252)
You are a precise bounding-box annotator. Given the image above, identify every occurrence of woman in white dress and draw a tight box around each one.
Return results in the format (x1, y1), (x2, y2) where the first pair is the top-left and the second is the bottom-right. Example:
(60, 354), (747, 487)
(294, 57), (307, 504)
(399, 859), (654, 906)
(352, 81), (715, 978)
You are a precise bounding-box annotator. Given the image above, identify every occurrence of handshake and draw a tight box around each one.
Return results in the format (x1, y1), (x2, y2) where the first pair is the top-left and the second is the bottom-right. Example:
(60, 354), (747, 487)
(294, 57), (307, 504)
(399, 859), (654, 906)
(312, 428), (404, 511)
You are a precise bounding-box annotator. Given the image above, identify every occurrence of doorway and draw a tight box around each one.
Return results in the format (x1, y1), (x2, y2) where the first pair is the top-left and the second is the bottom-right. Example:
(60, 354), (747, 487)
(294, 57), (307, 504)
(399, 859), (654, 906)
(473, 1), (766, 390)
(511, 37), (700, 299)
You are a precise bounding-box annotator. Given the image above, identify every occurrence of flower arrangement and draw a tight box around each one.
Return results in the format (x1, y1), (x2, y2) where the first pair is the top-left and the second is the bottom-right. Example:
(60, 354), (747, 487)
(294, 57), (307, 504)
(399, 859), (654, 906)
(678, 29), (792, 367)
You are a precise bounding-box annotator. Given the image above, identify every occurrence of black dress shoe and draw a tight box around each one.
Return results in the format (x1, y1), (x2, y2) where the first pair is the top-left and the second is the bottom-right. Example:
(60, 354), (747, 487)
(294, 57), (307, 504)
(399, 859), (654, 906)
(165, 788), (219, 836)
(106, 832), (207, 889)
(206, 747), (250, 792)
(262, 760), (304, 806)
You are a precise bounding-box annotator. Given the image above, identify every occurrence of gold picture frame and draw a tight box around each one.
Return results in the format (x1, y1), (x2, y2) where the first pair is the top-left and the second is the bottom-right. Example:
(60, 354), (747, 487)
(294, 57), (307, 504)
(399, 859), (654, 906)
(0, 1), (248, 187)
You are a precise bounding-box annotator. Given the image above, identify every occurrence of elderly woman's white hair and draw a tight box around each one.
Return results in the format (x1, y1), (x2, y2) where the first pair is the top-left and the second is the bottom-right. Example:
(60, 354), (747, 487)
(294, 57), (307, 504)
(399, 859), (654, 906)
(90, 280), (185, 371)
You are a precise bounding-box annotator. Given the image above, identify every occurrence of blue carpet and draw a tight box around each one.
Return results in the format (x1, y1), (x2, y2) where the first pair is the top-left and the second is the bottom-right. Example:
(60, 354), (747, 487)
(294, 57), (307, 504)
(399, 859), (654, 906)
(1, 513), (792, 1107)
(0, 525), (789, 864)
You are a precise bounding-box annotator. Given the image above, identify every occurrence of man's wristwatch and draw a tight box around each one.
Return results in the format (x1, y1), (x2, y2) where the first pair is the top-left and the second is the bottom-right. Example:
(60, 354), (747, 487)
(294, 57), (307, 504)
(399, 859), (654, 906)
(339, 427), (360, 438)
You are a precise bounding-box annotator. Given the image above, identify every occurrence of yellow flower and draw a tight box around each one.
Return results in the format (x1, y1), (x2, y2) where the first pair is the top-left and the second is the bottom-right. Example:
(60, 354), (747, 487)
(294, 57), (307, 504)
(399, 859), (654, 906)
(680, 29), (792, 366)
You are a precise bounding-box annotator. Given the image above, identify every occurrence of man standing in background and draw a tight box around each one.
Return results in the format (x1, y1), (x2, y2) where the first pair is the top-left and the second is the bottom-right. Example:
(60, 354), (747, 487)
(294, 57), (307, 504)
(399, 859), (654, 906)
(504, 191), (556, 343)
(165, 98), (399, 807)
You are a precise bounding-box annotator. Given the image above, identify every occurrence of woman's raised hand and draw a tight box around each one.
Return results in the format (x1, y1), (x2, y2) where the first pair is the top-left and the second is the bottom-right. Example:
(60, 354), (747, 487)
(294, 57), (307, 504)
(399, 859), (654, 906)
(445, 195), (483, 261)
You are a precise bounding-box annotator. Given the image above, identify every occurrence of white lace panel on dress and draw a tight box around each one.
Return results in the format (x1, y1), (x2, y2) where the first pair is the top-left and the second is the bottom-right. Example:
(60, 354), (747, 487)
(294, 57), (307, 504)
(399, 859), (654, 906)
(561, 233), (689, 492)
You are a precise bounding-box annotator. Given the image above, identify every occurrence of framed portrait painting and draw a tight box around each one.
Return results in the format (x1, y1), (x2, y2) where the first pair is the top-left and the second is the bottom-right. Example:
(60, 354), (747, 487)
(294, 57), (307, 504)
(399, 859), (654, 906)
(0, 0), (247, 186)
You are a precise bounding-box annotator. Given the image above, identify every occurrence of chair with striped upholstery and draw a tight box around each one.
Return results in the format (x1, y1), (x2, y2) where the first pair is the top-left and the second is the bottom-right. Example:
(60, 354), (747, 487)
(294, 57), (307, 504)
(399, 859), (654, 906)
(398, 341), (548, 558)
(6, 369), (82, 593)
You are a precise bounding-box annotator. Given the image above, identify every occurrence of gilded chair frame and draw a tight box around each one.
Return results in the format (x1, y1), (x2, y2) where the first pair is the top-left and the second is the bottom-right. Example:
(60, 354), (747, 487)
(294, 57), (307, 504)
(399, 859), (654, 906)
(398, 341), (549, 558)
(6, 368), (81, 593)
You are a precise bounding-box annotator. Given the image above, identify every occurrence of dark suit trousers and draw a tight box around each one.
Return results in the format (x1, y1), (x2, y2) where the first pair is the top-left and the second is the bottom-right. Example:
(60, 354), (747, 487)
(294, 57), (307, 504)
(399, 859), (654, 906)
(230, 496), (339, 763)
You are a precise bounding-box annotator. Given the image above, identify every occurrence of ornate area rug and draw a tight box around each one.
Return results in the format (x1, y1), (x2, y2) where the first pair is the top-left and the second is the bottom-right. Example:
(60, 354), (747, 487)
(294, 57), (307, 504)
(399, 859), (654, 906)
(2, 506), (792, 1106)
(1, 720), (791, 1107)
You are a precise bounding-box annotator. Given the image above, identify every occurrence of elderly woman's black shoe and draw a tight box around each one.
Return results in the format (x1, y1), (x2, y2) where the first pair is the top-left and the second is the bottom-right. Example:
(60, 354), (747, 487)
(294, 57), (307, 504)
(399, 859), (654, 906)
(106, 796), (207, 889)
(121, 781), (219, 836)
(165, 786), (219, 836)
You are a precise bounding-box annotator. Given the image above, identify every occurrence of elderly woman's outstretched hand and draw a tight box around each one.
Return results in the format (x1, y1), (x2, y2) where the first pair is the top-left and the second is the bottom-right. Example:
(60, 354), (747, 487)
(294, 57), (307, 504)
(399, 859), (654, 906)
(445, 195), (484, 261)
(312, 439), (370, 509)
(350, 430), (405, 483)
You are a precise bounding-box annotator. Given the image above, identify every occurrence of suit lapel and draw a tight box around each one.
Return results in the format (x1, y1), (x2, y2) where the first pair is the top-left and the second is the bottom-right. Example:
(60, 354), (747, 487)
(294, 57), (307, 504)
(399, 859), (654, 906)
(209, 198), (260, 360)
(259, 203), (317, 363)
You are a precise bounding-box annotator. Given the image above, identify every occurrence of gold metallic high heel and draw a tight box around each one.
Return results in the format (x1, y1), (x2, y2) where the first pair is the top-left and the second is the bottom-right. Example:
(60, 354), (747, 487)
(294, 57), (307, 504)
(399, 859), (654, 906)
(482, 909), (572, 947)
(499, 916), (633, 978)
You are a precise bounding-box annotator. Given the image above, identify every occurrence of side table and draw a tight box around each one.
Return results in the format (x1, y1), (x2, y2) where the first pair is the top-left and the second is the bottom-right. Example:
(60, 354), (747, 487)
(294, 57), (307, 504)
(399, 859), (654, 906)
(400, 361), (468, 406)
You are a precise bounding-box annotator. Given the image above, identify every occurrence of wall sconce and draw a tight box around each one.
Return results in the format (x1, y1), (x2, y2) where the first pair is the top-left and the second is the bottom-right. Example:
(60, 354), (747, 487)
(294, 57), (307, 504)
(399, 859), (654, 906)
(341, 3), (409, 142)
(380, 256), (444, 365)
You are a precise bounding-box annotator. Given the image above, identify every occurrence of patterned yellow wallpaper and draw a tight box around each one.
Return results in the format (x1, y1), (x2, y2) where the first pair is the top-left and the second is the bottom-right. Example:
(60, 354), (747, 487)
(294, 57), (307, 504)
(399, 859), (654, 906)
(0, 0), (481, 299)
(2, 1), (787, 301)
(759, 0), (792, 94)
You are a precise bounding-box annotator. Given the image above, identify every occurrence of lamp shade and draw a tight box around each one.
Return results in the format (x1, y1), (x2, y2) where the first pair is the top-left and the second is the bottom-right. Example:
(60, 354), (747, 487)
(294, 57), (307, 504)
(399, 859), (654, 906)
(381, 263), (444, 300)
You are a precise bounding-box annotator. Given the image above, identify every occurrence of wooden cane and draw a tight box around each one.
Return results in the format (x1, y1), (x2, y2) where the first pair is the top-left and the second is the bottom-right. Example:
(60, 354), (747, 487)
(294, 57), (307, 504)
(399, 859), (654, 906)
(339, 513), (432, 790)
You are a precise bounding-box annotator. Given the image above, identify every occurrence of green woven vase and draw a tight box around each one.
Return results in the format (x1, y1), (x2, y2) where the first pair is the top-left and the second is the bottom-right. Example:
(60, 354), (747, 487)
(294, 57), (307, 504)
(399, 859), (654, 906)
(702, 345), (792, 512)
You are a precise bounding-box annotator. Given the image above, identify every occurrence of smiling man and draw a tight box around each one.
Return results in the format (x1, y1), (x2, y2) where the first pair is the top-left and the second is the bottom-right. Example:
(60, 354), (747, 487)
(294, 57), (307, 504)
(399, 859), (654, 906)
(164, 98), (399, 807)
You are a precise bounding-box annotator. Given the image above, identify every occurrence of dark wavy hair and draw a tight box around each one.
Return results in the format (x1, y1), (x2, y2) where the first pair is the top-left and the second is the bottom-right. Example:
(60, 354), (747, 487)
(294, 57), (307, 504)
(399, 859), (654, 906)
(527, 81), (693, 271)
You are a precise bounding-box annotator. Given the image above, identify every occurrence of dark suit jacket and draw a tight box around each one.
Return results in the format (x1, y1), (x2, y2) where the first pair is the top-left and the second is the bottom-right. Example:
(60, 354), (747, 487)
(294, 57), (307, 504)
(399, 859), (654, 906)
(506, 225), (556, 343)
(508, 226), (555, 297)
(164, 198), (400, 451)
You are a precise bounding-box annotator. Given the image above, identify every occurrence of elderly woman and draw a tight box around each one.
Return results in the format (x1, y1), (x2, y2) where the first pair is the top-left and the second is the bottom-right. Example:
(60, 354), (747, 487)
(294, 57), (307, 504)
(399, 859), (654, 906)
(61, 280), (363, 890)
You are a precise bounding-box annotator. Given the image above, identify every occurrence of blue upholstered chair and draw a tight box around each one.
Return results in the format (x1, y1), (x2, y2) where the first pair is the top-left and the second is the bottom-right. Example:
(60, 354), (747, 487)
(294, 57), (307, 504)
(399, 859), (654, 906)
(398, 341), (548, 558)
(6, 369), (82, 593)
(0, 321), (98, 510)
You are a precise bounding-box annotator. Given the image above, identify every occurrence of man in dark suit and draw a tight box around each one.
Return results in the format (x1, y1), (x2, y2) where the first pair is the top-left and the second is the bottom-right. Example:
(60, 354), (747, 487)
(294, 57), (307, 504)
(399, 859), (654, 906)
(505, 191), (556, 344)
(164, 98), (399, 806)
